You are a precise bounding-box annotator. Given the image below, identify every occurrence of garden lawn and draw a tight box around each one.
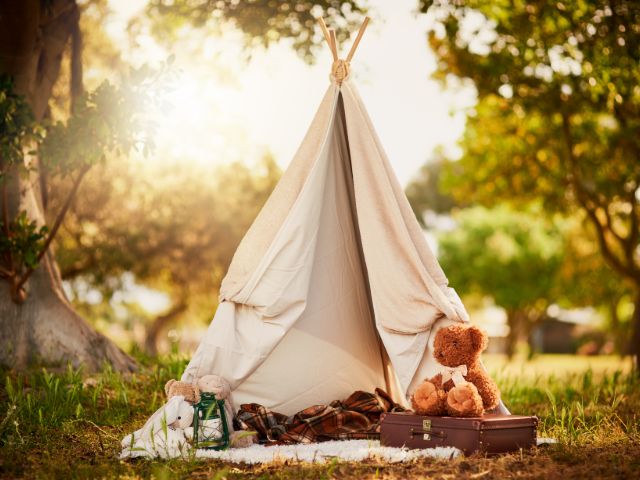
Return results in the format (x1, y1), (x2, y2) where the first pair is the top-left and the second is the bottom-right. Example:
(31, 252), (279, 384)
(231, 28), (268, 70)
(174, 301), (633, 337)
(0, 354), (638, 479)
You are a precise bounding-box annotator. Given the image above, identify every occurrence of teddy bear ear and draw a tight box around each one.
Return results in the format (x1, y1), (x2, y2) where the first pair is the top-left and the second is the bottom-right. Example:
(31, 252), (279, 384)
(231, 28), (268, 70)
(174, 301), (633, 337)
(469, 325), (488, 352)
(164, 379), (176, 397)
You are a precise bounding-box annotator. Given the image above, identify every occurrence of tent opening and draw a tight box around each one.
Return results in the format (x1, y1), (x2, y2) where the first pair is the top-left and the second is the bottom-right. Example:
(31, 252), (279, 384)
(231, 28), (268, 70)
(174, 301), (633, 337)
(226, 93), (397, 414)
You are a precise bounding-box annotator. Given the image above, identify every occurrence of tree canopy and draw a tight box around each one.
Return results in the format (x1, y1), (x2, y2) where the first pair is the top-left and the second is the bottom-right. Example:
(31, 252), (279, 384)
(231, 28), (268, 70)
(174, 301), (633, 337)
(420, 0), (640, 363)
(405, 151), (459, 227)
(438, 205), (564, 355)
(142, 0), (366, 61)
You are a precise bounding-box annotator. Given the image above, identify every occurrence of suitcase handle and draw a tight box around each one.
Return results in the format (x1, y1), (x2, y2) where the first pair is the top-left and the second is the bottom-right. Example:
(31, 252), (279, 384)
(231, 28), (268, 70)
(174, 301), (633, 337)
(410, 428), (447, 440)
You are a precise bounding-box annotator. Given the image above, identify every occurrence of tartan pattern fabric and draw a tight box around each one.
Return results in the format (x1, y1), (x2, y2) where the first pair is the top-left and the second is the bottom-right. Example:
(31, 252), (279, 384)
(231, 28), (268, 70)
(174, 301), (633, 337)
(235, 388), (406, 444)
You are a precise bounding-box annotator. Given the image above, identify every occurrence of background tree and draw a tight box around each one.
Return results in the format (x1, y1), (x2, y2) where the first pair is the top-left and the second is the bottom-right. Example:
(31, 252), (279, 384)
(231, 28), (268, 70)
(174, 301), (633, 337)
(0, 0), (365, 370)
(53, 155), (280, 355)
(405, 150), (459, 228)
(406, 149), (630, 355)
(438, 205), (564, 357)
(0, 0), (166, 370)
(420, 0), (640, 368)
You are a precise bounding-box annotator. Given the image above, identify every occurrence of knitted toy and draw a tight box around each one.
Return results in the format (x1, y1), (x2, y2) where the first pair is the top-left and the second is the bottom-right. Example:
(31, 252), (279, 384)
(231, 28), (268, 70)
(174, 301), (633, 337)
(120, 395), (194, 459)
(411, 324), (500, 417)
(166, 374), (256, 448)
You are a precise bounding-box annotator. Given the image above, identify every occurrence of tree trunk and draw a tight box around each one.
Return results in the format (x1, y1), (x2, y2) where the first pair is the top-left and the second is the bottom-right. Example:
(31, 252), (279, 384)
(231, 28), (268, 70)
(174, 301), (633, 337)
(144, 301), (188, 356)
(0, 0), (135, 371)
(524, 309), (545, 360)
(505, 310), (522, 359)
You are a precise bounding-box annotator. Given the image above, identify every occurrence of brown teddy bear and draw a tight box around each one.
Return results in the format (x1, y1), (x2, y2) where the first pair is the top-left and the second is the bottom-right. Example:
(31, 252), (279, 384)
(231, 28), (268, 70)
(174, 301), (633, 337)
(411, 323), (500, 417)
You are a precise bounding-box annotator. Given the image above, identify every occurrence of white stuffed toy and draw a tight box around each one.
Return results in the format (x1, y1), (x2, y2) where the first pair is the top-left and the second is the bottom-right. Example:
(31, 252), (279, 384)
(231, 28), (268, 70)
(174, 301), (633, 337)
(196, 374), (256, 448)
(120, 395), (194, 459)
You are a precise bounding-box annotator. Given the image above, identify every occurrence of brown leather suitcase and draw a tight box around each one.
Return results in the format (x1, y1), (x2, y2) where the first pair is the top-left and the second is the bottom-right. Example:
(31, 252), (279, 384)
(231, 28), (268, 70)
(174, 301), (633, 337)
(380, 412), (538, 455)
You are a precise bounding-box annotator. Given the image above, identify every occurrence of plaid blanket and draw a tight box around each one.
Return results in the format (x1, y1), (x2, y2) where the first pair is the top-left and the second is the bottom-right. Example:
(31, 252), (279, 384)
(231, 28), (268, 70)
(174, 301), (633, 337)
(235, 388), (405, 444)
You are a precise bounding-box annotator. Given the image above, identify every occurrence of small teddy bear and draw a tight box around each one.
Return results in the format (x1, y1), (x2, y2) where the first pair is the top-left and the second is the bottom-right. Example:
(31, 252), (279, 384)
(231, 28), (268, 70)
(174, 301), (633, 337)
(164, 374), (231, 405)
(165, 379), (201, 404)
(411, 323), (500, 417)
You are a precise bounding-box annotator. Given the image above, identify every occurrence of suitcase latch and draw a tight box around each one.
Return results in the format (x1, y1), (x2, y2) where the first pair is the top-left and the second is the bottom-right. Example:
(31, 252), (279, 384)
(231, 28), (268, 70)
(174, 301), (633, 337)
(422, 419), (431, 432)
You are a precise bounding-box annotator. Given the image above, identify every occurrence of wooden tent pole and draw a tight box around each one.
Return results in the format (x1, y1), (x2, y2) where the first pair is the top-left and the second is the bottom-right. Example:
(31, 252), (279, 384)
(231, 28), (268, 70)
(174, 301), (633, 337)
(317, 17), (332, 50)
(317, 16), (370, 84)
(346, 16), (370, 62)
(328, 29), (338, 62)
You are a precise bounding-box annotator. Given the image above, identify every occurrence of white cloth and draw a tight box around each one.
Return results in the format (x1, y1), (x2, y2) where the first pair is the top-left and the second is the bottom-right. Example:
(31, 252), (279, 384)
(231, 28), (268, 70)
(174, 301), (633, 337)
(196, 440), (461, 463)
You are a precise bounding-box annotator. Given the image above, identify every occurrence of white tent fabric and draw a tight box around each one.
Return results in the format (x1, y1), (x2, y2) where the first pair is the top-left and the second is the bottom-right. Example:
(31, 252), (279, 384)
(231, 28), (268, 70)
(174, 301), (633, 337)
(180, 74), (469, 414)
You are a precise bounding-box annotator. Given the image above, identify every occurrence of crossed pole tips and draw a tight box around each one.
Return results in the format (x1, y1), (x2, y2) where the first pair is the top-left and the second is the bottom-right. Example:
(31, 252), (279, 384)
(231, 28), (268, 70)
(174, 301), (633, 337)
(317, 16), (371, 85)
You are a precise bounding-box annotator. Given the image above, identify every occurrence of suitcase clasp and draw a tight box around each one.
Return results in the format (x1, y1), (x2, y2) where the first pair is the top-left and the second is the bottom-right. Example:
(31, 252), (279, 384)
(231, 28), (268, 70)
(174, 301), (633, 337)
(422, 419), (431, 432)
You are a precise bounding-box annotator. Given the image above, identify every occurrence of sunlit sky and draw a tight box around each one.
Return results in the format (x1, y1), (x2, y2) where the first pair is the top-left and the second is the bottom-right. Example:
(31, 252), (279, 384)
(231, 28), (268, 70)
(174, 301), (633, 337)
(105, 0), (476, 187)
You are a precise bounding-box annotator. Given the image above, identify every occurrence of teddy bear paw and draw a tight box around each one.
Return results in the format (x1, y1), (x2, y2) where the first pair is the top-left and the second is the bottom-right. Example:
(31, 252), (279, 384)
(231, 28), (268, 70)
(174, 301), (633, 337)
(411, 381), (447, 415)
(446, 382), (484, 417)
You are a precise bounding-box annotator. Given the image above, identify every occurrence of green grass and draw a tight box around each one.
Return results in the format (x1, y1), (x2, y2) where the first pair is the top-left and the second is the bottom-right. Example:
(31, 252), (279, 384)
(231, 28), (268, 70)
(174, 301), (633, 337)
(485, 354), (638, 444)
(0, 355), (638, 479)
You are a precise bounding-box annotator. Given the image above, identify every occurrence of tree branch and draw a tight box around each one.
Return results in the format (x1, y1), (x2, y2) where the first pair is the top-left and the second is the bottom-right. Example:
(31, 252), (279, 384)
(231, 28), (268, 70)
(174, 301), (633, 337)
(37, 1), (78, 118)
(1, 168), (15, 276)
(69, 3), (83, 113)
(14, 164), (91, 292)
(584, 206), (634, 278)
(144, 299), (189, 355)
(560, 110), (636, 280)
(601, 204), (627, 245)
(0, 265), (13, 278)
(2, 178), (10, 239)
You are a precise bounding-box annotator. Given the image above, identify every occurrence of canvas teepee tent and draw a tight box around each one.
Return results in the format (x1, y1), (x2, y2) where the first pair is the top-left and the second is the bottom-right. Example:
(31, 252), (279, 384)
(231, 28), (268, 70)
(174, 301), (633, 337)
(181, 18), (470, 415)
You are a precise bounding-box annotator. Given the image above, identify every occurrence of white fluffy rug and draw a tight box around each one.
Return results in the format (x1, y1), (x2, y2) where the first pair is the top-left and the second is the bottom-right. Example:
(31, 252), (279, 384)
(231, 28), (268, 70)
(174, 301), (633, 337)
(195, 440), (461, 464)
